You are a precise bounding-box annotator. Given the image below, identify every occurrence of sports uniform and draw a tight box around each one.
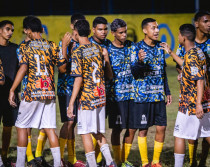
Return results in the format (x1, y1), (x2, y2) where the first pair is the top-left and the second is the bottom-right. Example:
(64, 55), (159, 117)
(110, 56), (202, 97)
(16, 38), (66, 129)
(131, 40), (169, 128)
(107, 40), (136, 129)
(57, 39), (80, 123)
(71, 42), (106, 134)
(174, 47), (210, 140)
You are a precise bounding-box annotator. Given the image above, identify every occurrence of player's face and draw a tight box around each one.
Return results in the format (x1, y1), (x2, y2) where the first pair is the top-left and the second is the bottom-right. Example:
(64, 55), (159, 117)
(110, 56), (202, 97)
(143, 22), (159, 41)
(93, 24), (108, 40)
(196, 15), (210, 34)
(113, 26), (127, 43)
(0, 24), (14, 40)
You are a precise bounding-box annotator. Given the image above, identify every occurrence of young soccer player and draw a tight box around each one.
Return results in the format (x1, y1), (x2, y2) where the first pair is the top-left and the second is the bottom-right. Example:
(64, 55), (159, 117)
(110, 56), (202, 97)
(16, 15), (50, 167)
(161, 23), (210, 167)
(131, 18), (172, 167)
(89, 16), (111, 167)
(0, 20), (19, 167)
(175, 11), (210, 167)
(0, 58), (5, 85)
(57, 13), (86, 167)
(8, 16), (67, 167)
(106, 18), (137, 167)
(67, 19), (115, 167)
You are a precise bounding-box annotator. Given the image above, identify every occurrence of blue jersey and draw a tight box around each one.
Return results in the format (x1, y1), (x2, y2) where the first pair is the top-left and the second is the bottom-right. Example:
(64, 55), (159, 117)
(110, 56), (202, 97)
(89, 36), (111, 49)
(107, 40), (136, 102)
(132, 40), (166, 103)
(57, 39), (79, 96)
(16, 40), (28, 99)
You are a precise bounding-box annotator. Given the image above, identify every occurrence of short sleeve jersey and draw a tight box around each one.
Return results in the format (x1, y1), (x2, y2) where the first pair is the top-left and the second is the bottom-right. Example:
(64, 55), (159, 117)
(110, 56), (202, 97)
(177, 38), (210, 113)
(0, 59), (4, 81)
(71, 43), (106, 110)
(57, 39), (80, 96)
(107, 40), (136, 102)
(179, 47), (206, 115)
(19, 39), (66, 102)
(133, 40), (166, 103)
(17, 40), (28, 99)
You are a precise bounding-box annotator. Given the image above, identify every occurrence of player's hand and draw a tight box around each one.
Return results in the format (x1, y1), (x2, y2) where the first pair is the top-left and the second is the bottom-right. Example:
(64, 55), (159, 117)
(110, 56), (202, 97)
(102, 48), (109, 62)
(67, 104), (75, 119)
(166, 95), (172, 106)
(160, 42), (172, 54)
(177, 73), (182, 83)
(62, 32), (72, 47)
(195, 104), (204, 119)
(8, 90), (17, 108)
(138, 49), (146, 62)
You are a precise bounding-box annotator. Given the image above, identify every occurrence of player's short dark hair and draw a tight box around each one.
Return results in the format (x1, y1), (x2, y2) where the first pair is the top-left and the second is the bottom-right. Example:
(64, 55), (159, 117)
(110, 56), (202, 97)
(0, 20), (14, 28)
(179, 24), (196, 42)
(110, 19), (126, 32)
(71, 13), (86, 25)
(23, 16), (43, 33)
(141, 18), (156, 29)
(194, 11), (210, 21)
(93, 17), (108, 28)
(74, 19), (90, 37)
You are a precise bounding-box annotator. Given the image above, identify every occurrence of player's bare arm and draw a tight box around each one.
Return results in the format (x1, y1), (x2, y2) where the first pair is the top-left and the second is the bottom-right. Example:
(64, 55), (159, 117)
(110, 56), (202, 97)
(8, 64), (28, 107)
(62, 32), (72, 61)
(196, 79), (204, 119)
(160, 42), (184, 67)
(103, 48), (113, 80)
(67, 76), (83, 118)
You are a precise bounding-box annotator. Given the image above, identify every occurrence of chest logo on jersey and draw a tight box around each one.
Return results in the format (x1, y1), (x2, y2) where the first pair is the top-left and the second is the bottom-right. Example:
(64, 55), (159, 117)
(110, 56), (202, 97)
(93, 84), (105, 97)
(35, 77), (51, 89)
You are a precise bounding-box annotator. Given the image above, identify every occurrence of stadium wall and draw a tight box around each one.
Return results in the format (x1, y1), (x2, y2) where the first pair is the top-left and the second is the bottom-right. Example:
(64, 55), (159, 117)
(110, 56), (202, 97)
(0, 14), (194, 65)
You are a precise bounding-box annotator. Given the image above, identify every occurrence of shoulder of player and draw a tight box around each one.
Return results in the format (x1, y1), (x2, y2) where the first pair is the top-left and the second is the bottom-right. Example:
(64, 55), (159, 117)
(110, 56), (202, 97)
(8, 42), (18, 48)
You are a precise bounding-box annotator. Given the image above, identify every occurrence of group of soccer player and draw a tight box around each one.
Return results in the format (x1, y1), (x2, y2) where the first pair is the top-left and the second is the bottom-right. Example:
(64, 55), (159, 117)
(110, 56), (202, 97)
(0, 10), (209, 167)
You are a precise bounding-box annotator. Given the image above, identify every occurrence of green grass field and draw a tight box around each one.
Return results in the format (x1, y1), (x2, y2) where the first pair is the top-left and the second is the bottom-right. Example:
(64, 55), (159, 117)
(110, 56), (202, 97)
(0, 65), (209, 166)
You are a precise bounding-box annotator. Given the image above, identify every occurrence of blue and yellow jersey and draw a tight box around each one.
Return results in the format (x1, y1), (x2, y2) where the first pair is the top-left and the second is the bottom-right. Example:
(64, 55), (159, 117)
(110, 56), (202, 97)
(57, 39), (79, 96)
(107, 40), (136, 102)
(71, 43), (106, 110)
(17, 40), (28, 99)
(132, 40), (166, 103)
(179, 48), (206, 115)
(89, 36), (111, 49)
(0, 59), (4, 82)
(19, 38), (66, 102)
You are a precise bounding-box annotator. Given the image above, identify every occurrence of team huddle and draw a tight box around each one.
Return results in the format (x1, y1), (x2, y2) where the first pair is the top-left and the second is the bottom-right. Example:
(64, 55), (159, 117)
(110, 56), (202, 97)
(0, 11), (209, 167)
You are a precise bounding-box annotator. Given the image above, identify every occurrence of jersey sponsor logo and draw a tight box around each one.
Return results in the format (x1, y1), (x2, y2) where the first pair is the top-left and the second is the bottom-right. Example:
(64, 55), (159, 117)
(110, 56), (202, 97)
(93, 84), (105, 97)
(191, 66), (198, 76)
(141, 114), (147, 124)
(35, 77), (51, 89)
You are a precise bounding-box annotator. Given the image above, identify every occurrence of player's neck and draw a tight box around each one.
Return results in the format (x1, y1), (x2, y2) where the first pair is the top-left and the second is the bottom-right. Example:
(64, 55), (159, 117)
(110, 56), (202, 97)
(195, 30), (208, 44)
(184, 41), (195, 52)
(93, 35), (103, 44)
(79, 37), (91, 45)
(144, 37), (156, 47)
(112, 39), (125, 48)
(31, 32), (42, 40)
(0, 36), (9, 46)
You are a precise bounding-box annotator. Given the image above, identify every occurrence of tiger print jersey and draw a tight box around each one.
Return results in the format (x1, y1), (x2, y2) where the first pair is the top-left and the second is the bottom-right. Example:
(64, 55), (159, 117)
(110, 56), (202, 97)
(57, 39), (80, 96)
(17, 40), (28, 99)
(132, 40), (166, 103)
(179, 47), (207, 115)
(177, 38), (210, 113)
(71, 42), (106, 110)
(19, 38), (66, 102)
(107, 40), (136, 102)
(0, 59), (4, 81)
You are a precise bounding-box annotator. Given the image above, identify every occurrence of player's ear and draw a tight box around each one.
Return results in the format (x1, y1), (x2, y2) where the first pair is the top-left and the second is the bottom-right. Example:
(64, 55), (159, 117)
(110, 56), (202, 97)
(70, 24), (74, 30)
(143, 28), (147, 34)
(111, 31), (115, 37)
(194, 21), (198, 29)
(92, 27), (95, 34)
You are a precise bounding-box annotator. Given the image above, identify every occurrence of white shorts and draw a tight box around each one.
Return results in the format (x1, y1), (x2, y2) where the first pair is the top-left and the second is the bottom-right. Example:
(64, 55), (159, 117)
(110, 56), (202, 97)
(173, 111), (210, 140)
(15, 99), (56, 129)
(77, 106), (105, 135)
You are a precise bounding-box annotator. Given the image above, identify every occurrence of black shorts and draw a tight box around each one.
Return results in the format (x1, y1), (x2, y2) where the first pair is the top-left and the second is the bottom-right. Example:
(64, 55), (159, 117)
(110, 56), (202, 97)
(129, 101), (167, 129)
(58, 95), (78, 123)
(108, 100), (132, 129)
(0, 96), (19, 126)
